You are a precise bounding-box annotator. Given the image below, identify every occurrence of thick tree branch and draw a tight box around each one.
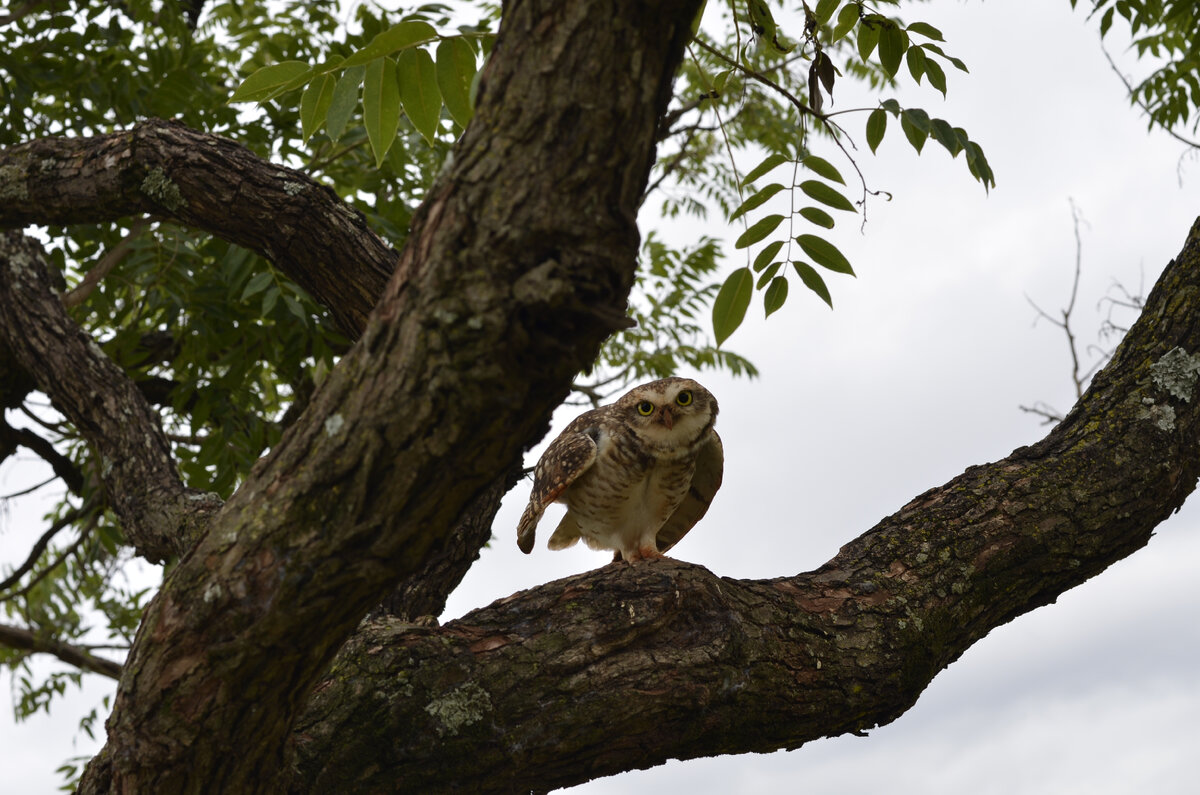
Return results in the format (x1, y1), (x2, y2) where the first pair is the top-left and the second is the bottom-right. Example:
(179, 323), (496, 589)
(79, 1), (703, 791)
(0, 621), (123, 680)
(372, 462), (522, 622)
(290, 218), (1200, 793)
(0, 120), (395, 338)
(0, 232), (219, 561)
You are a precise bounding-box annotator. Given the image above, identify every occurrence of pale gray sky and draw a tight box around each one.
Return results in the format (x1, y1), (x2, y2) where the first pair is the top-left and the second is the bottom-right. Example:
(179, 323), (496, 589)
(3, 0), (1199, 792)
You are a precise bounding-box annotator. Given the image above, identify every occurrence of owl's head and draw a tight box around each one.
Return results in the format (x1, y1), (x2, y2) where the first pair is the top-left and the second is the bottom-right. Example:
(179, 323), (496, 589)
(617, 377), (718, 445)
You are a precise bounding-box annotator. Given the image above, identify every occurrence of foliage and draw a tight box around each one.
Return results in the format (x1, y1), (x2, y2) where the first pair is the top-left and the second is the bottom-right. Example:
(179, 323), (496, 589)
(1074, 0), (1200, 136)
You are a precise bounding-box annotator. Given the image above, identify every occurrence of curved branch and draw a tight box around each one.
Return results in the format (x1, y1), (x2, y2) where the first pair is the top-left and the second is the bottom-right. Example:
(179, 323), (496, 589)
(0, 621), (123, 680)
(62, 219), (149, 309)
(0, 232), (220, 561)
(290, 218), (1200, 793)
(0, 120), (396, 338)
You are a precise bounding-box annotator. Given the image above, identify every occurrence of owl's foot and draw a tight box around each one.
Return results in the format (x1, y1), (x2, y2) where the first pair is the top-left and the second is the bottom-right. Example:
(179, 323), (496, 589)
(617, 545), (662, 563)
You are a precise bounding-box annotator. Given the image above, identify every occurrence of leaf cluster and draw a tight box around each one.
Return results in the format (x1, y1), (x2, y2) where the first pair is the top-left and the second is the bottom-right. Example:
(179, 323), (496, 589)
(1077, 0), (1200, 136)
(693, 1), (991, 343)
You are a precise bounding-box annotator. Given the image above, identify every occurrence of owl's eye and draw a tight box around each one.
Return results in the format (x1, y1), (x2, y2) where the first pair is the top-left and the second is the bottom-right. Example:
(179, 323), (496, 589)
(675, 390), (693, 407)
(636, 400), (655, 416)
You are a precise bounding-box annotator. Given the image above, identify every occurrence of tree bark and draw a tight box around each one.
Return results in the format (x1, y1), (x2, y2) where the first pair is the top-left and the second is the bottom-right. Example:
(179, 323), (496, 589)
(68, 0), (703, 791)
(287, 218), (1200, 793)
(0, 119), (394, 339)
(0, 231), (218, 561)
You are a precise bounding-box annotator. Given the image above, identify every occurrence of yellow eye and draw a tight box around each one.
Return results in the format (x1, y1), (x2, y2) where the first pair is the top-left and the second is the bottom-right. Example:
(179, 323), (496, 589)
(636, 400), (655, 416)
(675, 390), (693, 407)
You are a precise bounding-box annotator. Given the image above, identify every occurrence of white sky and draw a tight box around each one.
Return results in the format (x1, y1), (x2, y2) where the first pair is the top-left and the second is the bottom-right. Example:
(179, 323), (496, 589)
(4, 0), (1200, 792)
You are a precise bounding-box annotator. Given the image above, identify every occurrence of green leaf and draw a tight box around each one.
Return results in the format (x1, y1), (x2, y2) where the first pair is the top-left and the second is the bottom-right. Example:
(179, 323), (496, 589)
(797, 234), (855, 275)
(241, 271), (273, 300)
(832, 4), (859, 42)
(734, 213), (786, 249)
(866, 107), (887, 152)
(755, 262), (782, 289)
(731, 183), (785, 221)
(747, 0), (792, 52)
(799, 206), (835, 229)
(799, 180), (856, 212)
(712, 267), (753, 345)
(283, 294), (308, 325)
(964, 141), (995, 189)
(364, 57), (402, 167)
(814, 0), (840, 25)
(753, 240), (785, 271)
(792, 261), (833, 308)
(230, 61), (311, 103)
(436, 38), (476, 128)
(398, 47), (442, 146)
(857, 15), (882, 61)
(930, 118), (961, 155)
(906, 46), (927, 84)
(880, 98), (901, 115)
(900, 108), (931, 153)
(338, 21), (437, 70)
(325, 66), (365, 142)
(261, 285), (280, 315)
(741, 152), (789, 186)
(924, 56), (947, 96)
(763, 275), (789, 317)
(878, 22), (906, 79)
(906, 21), (945, 41)
(713, 68), (733, 94)
(1099, 6), (1115, 37)
(300, 73), (335, 142)
(802, 155), (845, 185)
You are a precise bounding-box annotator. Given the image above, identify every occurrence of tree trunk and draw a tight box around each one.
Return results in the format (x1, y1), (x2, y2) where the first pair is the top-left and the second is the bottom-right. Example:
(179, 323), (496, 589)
(62, 0), (704, 791)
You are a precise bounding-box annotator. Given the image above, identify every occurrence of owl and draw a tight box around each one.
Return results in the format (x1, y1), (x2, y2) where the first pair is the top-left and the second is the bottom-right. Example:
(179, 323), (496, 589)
(516, 377), (723, 562)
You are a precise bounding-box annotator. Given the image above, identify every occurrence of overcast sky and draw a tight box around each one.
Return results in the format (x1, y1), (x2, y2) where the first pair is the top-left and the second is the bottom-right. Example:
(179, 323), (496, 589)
(4, 0), (1200, 792)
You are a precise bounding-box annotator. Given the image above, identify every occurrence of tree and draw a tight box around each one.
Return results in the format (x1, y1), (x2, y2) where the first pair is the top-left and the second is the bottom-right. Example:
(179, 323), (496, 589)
(1, 1), (1198, 792)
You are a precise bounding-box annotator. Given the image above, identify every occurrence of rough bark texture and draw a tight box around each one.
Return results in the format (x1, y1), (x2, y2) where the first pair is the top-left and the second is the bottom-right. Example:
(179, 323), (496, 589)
(288, 218), (1200, 794)
(69, 0), (703, 791)
(0, 231), (218, 561)
(0, 120), (394, 338)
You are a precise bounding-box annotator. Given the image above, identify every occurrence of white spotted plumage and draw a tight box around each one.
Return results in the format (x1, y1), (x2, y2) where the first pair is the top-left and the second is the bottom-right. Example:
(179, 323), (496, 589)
(516, 377), (723, 562)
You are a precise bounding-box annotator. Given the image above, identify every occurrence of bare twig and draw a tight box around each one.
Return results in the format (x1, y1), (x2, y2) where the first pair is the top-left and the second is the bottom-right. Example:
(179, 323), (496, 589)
(0, 504), (87, 593)
(0, 474), (57, 500)
(0, 621), (123, 680)
(1025, 200), (1090, 401)
(1018, 401), (1065, 425)
(0, 512), (97, 604)
(62, 219), (149, 309)
(0, 507), (96, 598)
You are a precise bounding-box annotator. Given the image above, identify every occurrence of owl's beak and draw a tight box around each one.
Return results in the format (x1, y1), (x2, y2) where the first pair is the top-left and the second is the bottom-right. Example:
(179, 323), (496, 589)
(657, 406), (674, 430)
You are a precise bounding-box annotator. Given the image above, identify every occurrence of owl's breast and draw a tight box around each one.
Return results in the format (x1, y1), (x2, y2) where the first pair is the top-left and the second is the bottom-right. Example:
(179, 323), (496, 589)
(562, 434), (696, 547)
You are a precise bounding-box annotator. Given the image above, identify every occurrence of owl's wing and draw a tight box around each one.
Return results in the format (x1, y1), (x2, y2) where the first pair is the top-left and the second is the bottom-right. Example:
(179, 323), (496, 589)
(656, 429), (724, 554)
(516, 421), (599, 554)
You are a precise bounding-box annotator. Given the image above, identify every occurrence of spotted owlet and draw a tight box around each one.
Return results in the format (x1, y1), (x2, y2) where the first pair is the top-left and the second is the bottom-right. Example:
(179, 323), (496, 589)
(516, 377), (723, 562)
